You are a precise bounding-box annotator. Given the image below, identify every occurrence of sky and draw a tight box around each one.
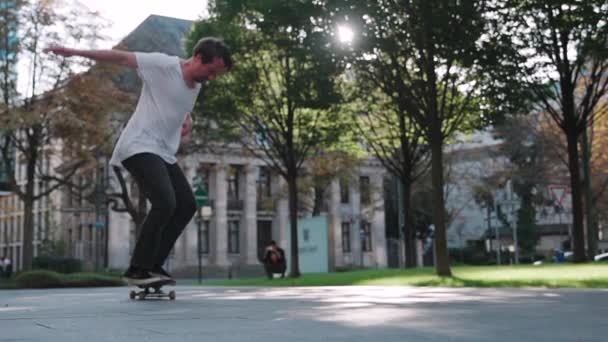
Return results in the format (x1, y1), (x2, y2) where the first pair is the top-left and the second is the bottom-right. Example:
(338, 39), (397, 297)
(16, 0), (208, 95)
(79, 0), (208, 47)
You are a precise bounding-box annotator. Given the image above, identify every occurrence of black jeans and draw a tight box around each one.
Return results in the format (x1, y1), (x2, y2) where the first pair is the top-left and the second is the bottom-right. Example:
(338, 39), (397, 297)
(122, 153), (197, 270)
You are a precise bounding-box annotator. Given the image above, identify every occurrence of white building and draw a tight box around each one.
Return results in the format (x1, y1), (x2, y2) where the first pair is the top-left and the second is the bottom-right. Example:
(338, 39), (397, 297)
(106, 149), (387, 277)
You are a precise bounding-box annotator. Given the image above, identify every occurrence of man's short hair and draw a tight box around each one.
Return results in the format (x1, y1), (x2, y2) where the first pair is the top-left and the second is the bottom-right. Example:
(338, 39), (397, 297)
(192, 37), (233, 70)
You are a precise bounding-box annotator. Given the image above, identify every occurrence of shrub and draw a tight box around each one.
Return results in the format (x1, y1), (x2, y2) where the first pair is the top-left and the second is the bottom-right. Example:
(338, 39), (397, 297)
(15, 270), (64, 288)
(33, 255), (83, 274)
(63, 273), (124, 287)
(14, 270), (125, 289)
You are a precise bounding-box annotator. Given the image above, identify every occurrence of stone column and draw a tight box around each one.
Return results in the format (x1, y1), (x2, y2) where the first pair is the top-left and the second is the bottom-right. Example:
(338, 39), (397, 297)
(328, 179), (342, 269)
(275, 177), (289, 248)
(214, 164), (229, 266)
(244, 164), (258, 265)
(182, 164), (198, 266)
(371, 174), (388, 267)
(108, 211), (131, 269)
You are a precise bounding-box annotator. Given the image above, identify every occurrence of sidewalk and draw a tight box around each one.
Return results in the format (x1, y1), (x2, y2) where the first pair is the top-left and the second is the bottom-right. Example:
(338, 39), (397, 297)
(1, 285), (607, 341)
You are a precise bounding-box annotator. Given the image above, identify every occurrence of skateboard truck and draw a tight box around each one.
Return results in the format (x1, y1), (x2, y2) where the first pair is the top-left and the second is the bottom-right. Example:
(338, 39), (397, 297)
(129, 279), (176, 301)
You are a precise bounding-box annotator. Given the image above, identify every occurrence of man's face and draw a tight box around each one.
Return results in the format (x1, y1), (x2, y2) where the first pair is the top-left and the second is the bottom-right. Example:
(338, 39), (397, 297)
(194, 55), (228, 82)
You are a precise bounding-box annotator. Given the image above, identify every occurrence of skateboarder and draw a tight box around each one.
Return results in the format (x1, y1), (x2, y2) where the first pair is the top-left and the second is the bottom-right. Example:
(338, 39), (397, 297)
(45, 37), (233, 285)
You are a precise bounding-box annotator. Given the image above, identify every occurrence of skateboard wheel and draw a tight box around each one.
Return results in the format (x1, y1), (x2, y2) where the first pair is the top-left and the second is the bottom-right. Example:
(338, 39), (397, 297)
(169, 291), (176, 300)
(129, 291), (136, 300)
(138, 293), (146, 300)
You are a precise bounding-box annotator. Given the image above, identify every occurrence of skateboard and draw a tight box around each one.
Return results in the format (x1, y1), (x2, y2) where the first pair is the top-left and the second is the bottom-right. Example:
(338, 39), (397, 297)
(129, 279), (177, 301)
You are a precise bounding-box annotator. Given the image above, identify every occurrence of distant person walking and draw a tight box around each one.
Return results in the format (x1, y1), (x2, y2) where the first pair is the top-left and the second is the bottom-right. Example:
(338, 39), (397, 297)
(3, 256), (12, 279)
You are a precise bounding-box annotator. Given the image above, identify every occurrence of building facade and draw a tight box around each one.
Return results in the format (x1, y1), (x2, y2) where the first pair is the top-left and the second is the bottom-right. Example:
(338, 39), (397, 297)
(106, 149), (388, 276)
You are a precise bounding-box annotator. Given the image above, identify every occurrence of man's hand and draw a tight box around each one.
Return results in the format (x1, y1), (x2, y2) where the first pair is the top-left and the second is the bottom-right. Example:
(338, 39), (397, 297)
(44, 46), (76, 57)
(181, 112), (193, 145)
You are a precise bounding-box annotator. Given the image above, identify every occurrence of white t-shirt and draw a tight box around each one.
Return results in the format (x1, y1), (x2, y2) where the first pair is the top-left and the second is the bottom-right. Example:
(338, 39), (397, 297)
(109, 52), (202, 166)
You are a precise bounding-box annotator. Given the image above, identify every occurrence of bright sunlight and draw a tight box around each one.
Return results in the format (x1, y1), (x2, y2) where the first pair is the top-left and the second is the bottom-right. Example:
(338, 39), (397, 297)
(337, 24), (354, 44)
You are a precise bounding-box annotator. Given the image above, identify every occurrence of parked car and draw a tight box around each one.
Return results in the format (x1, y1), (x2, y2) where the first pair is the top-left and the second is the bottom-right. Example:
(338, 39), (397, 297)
(594, 252), (608, 262)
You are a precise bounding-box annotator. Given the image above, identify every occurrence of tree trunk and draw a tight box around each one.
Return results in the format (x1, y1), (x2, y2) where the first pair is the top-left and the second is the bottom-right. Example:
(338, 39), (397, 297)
(22, 136), (39, 271)
(582, 126), (597, 260)
(22, 196), (35, 270)
(430, 135), (452, 276)
(401, 178), (417, 268)
(421, 0), (451, 277)
(287, 173), (301, 277)
(566, 125), (586, 262)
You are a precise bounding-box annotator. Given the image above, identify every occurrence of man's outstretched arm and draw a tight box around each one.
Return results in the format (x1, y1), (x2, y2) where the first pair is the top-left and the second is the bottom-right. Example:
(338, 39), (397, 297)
(43, 46), (137, 69)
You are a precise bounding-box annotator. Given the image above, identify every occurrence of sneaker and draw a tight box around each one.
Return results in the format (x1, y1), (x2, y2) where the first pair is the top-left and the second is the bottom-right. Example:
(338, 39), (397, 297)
(122, 266), (162, 285)
(150, 266), (175, 283)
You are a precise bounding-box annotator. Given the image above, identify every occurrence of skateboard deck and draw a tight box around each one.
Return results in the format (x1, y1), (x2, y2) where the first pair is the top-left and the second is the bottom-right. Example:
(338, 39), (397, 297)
(129, 278), (177, 301)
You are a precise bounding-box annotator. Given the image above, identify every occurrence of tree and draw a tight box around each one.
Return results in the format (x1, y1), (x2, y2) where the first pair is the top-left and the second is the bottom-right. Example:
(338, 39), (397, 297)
(0, 0), (124, 270)
(302, 151), (362, 217)
(186, 0), (346, 277)
(495, 116), (551, 257)
(327, 0), (501, 276)
(494, 0), (608, 262)
(350, 89), (429, 268)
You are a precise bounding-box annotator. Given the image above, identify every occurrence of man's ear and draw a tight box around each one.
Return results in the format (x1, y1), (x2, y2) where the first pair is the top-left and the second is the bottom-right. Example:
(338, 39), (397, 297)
(194, 53), (205, 64)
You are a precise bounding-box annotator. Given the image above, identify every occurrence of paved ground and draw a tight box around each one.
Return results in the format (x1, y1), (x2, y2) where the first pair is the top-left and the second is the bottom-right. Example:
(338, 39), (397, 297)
(1, 285), (607, 341)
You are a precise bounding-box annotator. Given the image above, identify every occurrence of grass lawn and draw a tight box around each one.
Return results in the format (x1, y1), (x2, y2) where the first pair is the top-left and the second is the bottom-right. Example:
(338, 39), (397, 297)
(204, 263), (608, 288)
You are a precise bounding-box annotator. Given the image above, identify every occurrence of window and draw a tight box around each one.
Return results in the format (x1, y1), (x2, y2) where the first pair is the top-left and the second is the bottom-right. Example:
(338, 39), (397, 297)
(199, 220), (210, 254)
(341, 222), (351, 253)
(16, 216), (21, 241)
(360, 176), (371, 205)
(228, 220), (240, 254)
(256, 167), (272, 200)
(340, 178), (349, 204)
(37, 211), (43, 241)
(227, 166), (240, 200)
(361, 221), (372, 252)
(67, 183), (74, 207)
(44, 211), (50, 241)
(33, 212), (38, 241)
(9, 217), (14, 242)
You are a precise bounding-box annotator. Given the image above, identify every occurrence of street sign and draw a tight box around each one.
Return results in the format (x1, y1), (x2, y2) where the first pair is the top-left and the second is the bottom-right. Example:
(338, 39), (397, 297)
(194, 187), (208, 207)
(548, 185), (569, 208)
(192, 175), (208, 207)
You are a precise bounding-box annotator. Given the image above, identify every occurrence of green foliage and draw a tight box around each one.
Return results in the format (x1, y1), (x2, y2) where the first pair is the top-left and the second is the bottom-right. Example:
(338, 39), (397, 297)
(327, 0), (504, 136)
(517, 192), (540, 255)
(492, 1), (608, 262)
(32, 255), (83, 274)
(14, 270), (124, 289)
(186, 1), (351, 166)
(62, 273), (125, 288)
(15, 270), (63, 289)
(187, 1), (358, 276)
